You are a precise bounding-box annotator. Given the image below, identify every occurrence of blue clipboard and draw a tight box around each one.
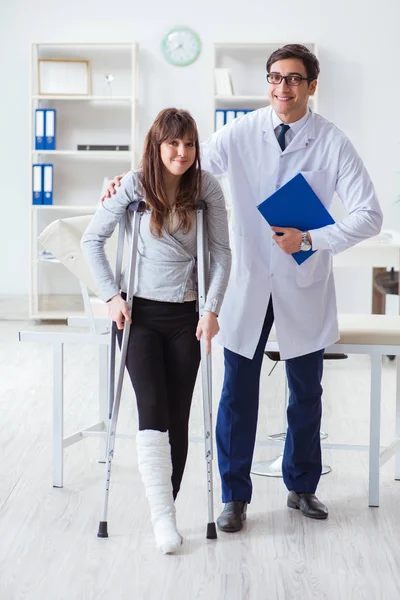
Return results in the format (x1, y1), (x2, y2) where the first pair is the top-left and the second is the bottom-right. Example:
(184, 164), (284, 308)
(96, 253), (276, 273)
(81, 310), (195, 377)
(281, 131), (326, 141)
(257, 173), (335, 265)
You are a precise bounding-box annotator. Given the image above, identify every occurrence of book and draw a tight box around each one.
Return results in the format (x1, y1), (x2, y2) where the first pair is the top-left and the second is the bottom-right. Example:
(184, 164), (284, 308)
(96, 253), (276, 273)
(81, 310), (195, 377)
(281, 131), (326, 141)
(257, 173), (335, 265)
(214, 68), (234, 96)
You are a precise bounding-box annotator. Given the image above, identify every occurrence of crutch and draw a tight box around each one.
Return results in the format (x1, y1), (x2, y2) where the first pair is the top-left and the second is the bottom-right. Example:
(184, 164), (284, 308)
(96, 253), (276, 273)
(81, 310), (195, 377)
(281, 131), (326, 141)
(196, 200), (217, 540)
(98, 199), (145, 538)
(107, 205), (127, 421)
(97, 199), (217, 540)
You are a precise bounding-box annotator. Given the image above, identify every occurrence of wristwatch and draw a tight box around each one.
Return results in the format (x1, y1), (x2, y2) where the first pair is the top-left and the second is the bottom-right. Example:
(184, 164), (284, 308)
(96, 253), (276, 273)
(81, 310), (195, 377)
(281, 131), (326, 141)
(299, 231), (312, 252)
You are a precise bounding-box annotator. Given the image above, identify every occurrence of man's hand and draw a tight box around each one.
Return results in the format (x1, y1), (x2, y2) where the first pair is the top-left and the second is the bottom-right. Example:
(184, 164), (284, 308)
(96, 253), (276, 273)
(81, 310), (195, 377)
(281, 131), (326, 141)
(196, 311), (220, 355)
(108, 293), (132, 330)
(271, 227), (303, 254)
(101, 173), (127, 202)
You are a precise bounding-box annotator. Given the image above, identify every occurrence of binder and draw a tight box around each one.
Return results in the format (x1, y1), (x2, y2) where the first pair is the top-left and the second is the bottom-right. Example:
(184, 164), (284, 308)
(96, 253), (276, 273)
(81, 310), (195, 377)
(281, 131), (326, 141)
(32, 164), (43, 204)
(35, 109), (45, 150)
(225, 110), (235, 125)
(44, 109), (56, 150)
(215, 110), (225, 131)
(257, 173), (335, 265)
(42, 164), (54, 205)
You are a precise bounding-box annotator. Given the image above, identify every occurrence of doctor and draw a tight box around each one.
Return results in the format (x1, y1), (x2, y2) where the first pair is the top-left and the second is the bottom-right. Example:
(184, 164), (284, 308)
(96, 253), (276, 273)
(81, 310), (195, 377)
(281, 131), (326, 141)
(202, 43), (382, 531)
(103, 44), (383, 532)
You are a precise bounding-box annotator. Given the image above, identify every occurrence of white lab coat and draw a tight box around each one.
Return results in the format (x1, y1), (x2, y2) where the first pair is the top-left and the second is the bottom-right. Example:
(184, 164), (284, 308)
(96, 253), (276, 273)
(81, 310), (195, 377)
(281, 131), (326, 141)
(201, 106), (383, 360)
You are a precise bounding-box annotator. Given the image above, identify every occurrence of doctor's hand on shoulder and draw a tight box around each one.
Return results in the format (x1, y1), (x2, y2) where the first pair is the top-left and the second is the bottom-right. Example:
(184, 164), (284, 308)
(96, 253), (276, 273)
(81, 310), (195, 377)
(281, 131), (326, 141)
(271, 227), (312, 254)
(101, 173), (127, 201)
(196, 311), (220, 355)
(108, 293), (132, 330)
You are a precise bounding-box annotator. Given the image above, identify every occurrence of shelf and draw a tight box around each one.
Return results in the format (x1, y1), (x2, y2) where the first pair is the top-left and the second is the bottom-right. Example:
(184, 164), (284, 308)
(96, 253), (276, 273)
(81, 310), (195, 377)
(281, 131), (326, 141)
(33, 95), (133, 101)
(214, 96), (316, 110)
(36, 258), (61, 264)
(214, 42), (315, 49)
(215, 95), (269, 103)
(31, 310), (87, 320)
(34, 42), (134, 47)
(32, 204), (96, 211)
(216, 95), (317, 103)
(31, 150), (132, 159)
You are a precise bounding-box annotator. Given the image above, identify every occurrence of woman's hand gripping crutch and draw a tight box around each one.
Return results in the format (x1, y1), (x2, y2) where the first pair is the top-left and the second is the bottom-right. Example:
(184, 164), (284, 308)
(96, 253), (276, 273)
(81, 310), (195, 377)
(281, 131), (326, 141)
(196, 200), (218, 540)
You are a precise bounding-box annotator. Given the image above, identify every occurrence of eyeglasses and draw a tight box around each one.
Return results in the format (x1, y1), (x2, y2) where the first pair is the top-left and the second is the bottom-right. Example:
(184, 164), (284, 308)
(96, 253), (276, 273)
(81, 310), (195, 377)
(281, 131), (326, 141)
(266, 73), (312, 86)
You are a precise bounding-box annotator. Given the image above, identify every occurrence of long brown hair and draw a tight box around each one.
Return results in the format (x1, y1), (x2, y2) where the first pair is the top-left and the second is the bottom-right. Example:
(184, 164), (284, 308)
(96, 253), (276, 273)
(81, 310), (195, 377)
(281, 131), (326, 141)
(140, 108), (202, 237)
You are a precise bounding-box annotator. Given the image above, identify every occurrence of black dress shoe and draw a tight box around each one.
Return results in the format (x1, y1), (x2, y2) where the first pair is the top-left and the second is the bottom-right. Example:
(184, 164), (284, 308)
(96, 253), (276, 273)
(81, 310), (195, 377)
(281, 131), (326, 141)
(287, 491), (328, 520)
(216, 501), (247, 532)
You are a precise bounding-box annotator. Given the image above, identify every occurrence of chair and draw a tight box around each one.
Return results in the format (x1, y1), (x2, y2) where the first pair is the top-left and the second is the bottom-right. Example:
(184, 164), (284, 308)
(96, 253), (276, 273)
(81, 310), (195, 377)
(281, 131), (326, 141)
(18, 214), (124, 488)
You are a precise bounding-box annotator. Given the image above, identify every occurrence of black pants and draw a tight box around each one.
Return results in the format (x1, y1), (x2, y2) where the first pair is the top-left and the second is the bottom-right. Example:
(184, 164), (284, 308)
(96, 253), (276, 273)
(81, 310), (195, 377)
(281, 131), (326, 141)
(116, 296), (201, 498)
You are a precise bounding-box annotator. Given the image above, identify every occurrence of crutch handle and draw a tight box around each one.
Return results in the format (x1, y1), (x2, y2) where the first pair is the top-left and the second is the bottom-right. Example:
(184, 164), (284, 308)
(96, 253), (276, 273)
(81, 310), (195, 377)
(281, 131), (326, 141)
(127, 200), (146, 213)
(195, 200), (207, 211)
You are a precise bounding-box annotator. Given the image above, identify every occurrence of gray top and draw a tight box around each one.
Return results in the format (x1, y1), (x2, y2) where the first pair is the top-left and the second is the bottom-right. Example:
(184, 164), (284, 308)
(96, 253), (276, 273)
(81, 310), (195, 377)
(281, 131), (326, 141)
(81, 169), (231, 314)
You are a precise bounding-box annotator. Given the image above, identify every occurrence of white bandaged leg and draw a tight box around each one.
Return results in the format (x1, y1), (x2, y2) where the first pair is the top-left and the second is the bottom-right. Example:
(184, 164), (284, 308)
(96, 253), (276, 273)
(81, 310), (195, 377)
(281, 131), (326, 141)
(136, 430), (182, 554)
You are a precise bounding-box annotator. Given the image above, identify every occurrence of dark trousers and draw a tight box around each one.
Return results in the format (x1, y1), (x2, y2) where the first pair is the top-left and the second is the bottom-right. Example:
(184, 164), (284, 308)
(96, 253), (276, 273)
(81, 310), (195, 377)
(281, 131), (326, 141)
(116, 297), (200, 498)
(216, 299), (324, 503)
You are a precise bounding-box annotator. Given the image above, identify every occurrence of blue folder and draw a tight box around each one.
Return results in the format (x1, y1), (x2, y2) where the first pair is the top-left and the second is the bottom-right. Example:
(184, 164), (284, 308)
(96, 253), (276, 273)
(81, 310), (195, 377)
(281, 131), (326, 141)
(42, 163), (53, 205)
(32, 164), (43, 204)
(44, 109), (56, 150)
(257, 173), (335, 265)
(35, 109), (45, 150)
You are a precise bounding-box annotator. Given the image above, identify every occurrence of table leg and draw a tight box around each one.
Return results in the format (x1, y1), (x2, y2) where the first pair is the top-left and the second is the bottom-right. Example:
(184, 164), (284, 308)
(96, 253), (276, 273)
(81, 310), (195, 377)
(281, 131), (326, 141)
(53, 343), (64, 488)
(368, 352), (382, 507)
(395, 357), (400, 480)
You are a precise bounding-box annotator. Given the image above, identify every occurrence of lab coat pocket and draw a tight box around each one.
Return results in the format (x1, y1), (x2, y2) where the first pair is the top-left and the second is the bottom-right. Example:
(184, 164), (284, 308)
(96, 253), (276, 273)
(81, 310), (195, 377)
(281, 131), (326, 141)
(229, 223), (255, 279)
(300, 170), (328, 206)
(295, 250), (331, 288)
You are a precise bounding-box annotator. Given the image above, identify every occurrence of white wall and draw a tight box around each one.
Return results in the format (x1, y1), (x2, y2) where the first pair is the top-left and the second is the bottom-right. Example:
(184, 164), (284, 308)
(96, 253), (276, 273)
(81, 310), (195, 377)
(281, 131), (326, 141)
(1, 0), (400, 312)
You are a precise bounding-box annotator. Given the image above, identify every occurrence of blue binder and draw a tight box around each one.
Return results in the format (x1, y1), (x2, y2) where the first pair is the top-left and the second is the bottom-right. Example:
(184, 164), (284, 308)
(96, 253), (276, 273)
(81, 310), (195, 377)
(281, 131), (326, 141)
(32, 164), (43, 204)
(42, 164), (53, 204)
(257, 173), (335, 265)
(44, 109), (56, 150)
(35, 109), (45, 150)
(215, 109), (225, 131)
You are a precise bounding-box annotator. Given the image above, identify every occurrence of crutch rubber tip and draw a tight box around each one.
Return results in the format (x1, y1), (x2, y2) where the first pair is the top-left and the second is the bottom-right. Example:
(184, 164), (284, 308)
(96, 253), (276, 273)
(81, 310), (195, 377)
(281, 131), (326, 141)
(206, 522), (217, 539)
(97, 521), (109, 538)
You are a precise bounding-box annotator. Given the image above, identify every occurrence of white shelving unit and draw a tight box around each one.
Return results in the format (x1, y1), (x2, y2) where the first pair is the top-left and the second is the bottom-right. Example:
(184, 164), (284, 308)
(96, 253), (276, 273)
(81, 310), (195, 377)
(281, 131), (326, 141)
(30, 42), (139, 320)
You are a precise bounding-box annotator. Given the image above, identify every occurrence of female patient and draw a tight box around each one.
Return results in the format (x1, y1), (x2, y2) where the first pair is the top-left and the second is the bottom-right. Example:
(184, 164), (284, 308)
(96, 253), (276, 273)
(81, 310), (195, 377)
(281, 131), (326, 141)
(81, 108), (231, 554)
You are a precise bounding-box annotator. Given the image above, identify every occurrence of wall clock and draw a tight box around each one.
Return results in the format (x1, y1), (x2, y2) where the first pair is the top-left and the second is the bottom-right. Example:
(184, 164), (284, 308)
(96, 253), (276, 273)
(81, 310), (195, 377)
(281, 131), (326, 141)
(161, 26), (201, 67)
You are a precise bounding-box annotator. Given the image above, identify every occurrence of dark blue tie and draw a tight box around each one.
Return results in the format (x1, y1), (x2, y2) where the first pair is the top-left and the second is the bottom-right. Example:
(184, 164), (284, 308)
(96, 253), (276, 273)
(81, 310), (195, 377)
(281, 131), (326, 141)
(277, 123), (290, 151)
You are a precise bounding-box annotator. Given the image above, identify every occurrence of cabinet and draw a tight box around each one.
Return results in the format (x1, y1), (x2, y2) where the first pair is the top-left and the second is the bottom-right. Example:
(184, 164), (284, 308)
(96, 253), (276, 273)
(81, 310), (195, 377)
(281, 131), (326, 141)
(30, 42), (139, 319)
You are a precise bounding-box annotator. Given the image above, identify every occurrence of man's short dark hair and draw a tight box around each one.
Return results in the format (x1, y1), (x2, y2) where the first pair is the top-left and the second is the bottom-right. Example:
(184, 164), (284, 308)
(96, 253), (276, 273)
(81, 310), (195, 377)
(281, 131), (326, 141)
(266, 44), (320, 81)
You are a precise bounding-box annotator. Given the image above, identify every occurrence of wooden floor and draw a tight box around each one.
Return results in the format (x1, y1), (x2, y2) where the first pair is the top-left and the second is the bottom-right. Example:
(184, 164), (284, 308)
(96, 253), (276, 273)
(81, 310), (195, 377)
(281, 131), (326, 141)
(1, 320), (400, 600)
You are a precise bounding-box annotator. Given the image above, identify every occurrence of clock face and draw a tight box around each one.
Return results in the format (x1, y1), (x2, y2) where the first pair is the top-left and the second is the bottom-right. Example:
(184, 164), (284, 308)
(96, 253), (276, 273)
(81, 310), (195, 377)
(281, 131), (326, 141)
(161, 27), (201, 67)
